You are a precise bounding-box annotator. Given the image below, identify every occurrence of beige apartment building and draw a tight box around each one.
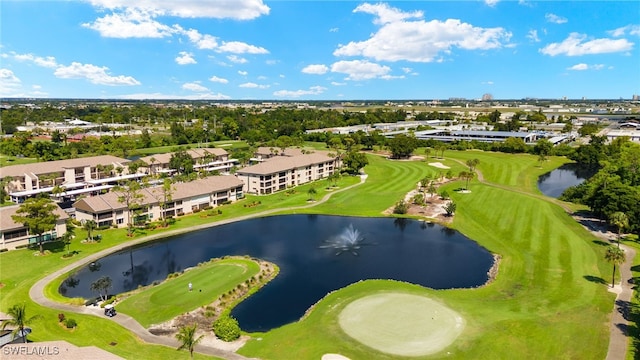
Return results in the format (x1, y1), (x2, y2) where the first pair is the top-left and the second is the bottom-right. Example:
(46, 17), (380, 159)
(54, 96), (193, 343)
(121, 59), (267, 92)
(74, 176), (244, 228)
(236, 152), (338, 195)
(0, 204), (69, 250)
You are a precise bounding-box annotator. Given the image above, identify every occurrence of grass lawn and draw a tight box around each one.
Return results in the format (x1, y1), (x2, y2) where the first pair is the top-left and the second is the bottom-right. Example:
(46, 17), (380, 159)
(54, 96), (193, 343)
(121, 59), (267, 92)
(0, 154), (39, 167)
(0, 150), (626, 359)
(117, 258), (261, 327)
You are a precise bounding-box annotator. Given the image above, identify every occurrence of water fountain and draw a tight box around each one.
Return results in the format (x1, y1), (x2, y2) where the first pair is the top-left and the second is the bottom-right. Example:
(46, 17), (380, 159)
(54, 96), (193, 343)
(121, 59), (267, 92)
(319, 224), (368, 255)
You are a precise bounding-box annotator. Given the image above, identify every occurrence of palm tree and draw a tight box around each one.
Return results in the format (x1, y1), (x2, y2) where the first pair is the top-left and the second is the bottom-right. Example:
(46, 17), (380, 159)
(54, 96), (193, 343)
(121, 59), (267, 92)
(83, 219), (97, 242)
(176, 324), (204, 360)
(604, 246), (625, 288)
(90, 276), (112, 301)
(1, 304), (41, 343)
(307, 187), (317, 201)
(609, 212), (629, 247)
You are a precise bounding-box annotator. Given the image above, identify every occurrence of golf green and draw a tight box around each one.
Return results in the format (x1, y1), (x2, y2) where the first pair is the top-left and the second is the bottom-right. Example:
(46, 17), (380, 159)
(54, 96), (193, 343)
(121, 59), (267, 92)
(338, 292), (464, 356)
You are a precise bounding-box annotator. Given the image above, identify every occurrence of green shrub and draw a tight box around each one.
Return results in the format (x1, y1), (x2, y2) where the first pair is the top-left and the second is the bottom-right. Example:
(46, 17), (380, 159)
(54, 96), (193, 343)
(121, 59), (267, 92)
(393, 200), (408, 214)
(212, 315), (241, 342)
(64, 318), (77, 329)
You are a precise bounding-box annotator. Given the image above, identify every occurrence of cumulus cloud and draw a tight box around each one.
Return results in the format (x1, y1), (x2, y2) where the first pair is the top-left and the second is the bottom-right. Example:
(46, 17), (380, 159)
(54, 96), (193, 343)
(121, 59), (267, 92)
(82, 8), (175, 38)
(545, 13), (568, 24)
(526, 29), (540, 42)
(302, 64), (329, 75)
(4, 51), (140, 87)
(10, 52), (58, 68)
(484, 0), (500, 7)
(334, 3), (511, 62)
(238, 70), (248, 76)
(182, 82), (209, 92)
(540, 32), (634, 56)
(54, 62), (141, 86)
(86, 0), (270, 20)
(330, 60), (391, 80)
(181, 28), (218, 49)
(209, 76), (229, 84)
(608, 25), (640, 37)
(218, 41), (268, 54)
(273, 86), (326, 98)
(567, 63), (605, 71)
(0, 68), (22, 96)
(175, 51), (196, 65)
(239, 82), (269, 89)
(331, 81), (346, 86)
(227, 55), (248, 64)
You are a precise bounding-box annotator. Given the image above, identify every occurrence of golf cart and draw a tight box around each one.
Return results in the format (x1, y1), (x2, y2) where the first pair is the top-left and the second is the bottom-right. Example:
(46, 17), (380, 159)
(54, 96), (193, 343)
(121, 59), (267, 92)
(104, 304), (117, 317)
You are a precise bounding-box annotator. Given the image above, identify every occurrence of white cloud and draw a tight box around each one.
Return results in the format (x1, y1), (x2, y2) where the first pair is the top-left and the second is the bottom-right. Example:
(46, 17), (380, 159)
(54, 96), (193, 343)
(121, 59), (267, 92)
(209, 76), (229, 84)
(608, 25), (640, 37)
(239, 82), (269, 89)
(0, 68), (22, 96)
(401, 67), (412, 73)
(353, 3), (423, 25)
(273, 86), (326, 98)
(567, 63), (605, 71)
(329, 27), (339, 33)
(331, 81), (346, 86)
(302, 64), (329, 75)
(182, 82), (209, 92)
(257, 75), (267, 80)
(8, 52), (58, 68)
(227, 55), (248, 64)
(238, 70), (248, 76)
(54, 62), (141, 86)
(330, 60), (391, 81)
(82, 8), (175, 38)
(540, 32), (634, 56)
(218, 41), (268, 54)
(335, 4), (511, 63)
(526, 29), (540, 42)
(86, 0), (270, 20)
(175, 51), (196, 65)
(484, 0), (499, 7)
(545, 13), (567, 24)
(117, 92), (231, 100)
(482, 81), (494, 85)
(181, 28), (218, 49)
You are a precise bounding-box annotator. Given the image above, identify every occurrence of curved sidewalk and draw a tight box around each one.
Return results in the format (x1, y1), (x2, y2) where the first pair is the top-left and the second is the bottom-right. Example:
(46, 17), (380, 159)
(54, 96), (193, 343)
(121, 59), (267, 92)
(29, 175), (367, 360)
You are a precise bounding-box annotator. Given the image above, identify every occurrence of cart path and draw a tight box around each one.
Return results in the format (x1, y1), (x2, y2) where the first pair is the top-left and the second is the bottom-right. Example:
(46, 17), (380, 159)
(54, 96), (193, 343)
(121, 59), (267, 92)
(449, 157), (636, 360)
(29, 174), (367, 360)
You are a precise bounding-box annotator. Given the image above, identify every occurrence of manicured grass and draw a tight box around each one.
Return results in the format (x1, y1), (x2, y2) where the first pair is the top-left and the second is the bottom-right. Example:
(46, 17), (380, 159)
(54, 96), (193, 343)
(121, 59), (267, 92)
(338, 292), (464, 356)
(117, 258), (260, 327)
(0, 150), (622, 359)
(0, 154), (39, 167)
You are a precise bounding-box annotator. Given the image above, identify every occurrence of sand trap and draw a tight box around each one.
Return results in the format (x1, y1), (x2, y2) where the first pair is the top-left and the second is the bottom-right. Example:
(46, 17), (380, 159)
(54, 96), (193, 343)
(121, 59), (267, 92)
(321, 354), (351, 360)
(338, 293), (464, 357)
(428, 162), (450, 169)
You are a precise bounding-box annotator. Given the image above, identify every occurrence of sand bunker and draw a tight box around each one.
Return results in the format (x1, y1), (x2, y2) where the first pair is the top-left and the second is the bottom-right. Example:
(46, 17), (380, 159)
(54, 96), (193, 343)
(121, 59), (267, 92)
(428, 162), (450, 169)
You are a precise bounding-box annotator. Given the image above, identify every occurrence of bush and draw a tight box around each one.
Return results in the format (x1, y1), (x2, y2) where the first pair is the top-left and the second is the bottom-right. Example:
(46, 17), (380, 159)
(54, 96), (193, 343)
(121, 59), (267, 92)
(0, 248), (8, 253)
(100, 297), (117, 308)
(212, 315), (241, 342)
(64, 318), (77, 329)
(58, 313), (65, 322)
(393, 200), (408, 214)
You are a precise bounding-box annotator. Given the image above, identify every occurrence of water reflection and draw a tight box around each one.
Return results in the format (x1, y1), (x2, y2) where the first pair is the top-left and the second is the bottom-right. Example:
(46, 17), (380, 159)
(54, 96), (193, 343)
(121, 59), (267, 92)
(538, 163), (597, 198)
(61, 215), (493, 332)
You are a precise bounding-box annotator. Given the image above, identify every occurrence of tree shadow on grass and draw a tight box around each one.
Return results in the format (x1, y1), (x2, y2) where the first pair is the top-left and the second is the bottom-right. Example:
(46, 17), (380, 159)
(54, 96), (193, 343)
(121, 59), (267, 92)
(584, 275), (608, 285)
(592, 240), (612, 247)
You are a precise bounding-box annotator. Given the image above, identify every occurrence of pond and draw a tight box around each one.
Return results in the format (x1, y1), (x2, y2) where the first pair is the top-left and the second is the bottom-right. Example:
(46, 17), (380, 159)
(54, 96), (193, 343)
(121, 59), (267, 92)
(60, 215), (494, 332)
(538, 163), (596, 198)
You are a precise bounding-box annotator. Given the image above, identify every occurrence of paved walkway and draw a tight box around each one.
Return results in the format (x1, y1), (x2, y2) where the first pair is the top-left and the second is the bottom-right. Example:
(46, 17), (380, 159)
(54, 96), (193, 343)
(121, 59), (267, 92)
(606, 244), (636, 360)
(29, 175), (368, 360)
(450, 157), (637, 359)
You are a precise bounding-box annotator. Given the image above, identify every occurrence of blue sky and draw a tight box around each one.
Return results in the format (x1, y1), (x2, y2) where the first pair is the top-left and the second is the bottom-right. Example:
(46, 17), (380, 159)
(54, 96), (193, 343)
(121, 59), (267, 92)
(1, 1), (639, 100)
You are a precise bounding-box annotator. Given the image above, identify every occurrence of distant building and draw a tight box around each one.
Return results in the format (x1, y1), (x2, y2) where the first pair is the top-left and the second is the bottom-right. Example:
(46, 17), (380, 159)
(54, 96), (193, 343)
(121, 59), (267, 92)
(138, 148), (237, 176)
